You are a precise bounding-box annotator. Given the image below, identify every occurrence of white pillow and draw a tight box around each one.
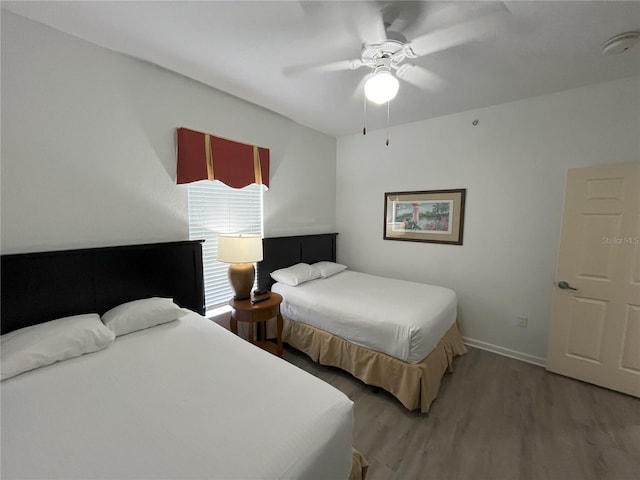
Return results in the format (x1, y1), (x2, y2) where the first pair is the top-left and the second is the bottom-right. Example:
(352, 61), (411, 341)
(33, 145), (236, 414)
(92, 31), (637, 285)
(102, 297), (188, 336)
(270, 263), (321, 286)
(1, 314), (115, 381)
(312, 261), (347, 278)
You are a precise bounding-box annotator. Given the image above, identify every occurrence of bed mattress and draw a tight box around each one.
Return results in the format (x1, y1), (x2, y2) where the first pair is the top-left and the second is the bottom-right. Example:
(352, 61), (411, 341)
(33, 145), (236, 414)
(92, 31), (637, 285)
(272, 270), (457, 363)
(1, 312), (354, 480)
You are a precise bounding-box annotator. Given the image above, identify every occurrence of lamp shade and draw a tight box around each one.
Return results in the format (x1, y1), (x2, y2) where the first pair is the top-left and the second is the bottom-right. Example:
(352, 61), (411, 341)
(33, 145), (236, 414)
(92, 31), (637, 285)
(217, 235), (263, 263)
(364, 71), (399, 104)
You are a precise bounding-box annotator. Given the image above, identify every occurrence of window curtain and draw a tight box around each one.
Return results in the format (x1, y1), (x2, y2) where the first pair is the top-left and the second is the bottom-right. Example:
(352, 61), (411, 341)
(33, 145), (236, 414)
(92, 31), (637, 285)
(177, 127), (270, 189)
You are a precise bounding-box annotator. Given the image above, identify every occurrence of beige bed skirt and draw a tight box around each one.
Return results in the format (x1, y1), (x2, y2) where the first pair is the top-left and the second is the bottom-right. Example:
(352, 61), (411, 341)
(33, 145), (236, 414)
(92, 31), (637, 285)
(350, 448), (369, 480)
(283, 317), (468, 413)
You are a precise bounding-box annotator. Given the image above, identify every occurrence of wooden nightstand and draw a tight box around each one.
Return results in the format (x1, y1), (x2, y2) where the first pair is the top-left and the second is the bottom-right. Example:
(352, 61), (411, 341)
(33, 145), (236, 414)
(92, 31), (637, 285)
(229, 292), (283, 357)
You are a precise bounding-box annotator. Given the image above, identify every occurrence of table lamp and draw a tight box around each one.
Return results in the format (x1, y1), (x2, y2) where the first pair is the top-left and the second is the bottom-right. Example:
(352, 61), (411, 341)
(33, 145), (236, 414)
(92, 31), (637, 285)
(217, 234), (263, 300)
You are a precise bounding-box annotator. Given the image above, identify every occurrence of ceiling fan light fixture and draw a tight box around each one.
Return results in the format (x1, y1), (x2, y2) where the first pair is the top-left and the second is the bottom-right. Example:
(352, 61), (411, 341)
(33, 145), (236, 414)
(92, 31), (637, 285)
(364, 69), (399, 104)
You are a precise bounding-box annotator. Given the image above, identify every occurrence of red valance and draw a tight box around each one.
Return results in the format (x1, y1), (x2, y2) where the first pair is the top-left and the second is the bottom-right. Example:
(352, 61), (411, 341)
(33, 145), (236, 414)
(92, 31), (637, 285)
(177, 127), (269, 189)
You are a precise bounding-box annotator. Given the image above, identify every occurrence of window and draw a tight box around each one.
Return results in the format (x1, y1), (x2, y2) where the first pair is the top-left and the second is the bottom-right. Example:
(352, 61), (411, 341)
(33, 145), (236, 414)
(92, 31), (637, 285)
(187, 181), (264, 311)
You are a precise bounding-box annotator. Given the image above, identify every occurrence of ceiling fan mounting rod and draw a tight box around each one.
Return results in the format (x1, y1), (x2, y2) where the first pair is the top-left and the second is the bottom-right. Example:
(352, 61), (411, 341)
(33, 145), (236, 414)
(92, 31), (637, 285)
(360, 36), (417, 73)
(361, 38), (404, 64)
(373, 55), (392, 71)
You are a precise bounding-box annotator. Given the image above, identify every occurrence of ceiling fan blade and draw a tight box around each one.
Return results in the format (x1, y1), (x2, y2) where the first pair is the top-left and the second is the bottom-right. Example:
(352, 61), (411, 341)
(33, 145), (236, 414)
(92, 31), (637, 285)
(385, 1), (428, 36)
(344, 1), (387, 45)
(396, 65), (446, 93)
(407, 3), (511, 58)
(283, 58), (363, 77)
(299, 1), (386, 44)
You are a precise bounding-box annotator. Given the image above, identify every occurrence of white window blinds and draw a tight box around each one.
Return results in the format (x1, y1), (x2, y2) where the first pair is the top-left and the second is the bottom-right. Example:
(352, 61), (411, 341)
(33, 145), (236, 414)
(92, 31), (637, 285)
(187, 181), (264, 310)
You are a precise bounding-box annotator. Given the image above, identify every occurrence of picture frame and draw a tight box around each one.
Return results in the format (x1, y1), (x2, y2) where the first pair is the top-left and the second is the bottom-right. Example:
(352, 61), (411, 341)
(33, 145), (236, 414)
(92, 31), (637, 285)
(383, 189), (466, 245)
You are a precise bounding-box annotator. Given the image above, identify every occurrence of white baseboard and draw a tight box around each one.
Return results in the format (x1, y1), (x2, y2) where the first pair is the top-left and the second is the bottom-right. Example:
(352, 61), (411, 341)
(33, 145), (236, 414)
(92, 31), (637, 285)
(462, 337), (547, 368)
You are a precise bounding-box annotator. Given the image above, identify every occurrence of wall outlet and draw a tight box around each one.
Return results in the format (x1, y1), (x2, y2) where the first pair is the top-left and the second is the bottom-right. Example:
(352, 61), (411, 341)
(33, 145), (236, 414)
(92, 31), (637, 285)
(517, 316), (528, 328)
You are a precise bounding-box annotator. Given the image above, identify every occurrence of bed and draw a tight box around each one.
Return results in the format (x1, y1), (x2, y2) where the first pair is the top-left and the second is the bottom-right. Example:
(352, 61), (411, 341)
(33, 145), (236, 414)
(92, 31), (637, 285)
(1, 240), (365, 480)
(257, 233), (468, 413)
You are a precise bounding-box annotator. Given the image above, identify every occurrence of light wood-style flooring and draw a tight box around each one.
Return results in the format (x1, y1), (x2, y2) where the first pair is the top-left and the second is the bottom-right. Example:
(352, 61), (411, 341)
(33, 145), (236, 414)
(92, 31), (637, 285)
(283, 345), (640, 480)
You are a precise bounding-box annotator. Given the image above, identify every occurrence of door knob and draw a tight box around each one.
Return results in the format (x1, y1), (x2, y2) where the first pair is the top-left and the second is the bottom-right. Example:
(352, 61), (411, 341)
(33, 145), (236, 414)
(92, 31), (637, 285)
(557, 281), (578, 291)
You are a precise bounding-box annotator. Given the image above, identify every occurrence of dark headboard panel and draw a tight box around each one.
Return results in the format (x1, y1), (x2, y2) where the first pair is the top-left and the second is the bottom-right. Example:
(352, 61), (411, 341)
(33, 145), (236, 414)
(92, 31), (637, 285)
(1, 240), (205, 334)
(257, 233), (337, 291)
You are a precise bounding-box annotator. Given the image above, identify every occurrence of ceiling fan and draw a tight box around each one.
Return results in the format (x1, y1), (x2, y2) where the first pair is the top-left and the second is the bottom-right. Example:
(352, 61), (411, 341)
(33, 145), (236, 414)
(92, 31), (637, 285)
(287, 2), (511, 105)
(351, 27), (428, 105)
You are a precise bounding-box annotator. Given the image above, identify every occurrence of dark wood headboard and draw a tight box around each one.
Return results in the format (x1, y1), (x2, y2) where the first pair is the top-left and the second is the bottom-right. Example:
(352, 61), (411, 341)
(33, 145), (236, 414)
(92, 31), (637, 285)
(257, 233), (337, 291)
(1, 240), (205, 335)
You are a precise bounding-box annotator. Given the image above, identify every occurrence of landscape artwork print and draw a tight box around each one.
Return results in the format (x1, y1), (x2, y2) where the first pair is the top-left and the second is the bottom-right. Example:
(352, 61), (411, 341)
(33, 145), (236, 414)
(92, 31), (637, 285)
(384, 189), (466, 245)
(390, 200), (453, 234)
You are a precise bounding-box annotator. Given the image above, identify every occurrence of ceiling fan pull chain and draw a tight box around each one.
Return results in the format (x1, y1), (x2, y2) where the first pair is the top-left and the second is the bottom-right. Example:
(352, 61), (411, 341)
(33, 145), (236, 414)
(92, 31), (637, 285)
(385, 101), (390, 146)
(362, 95), (367, 136)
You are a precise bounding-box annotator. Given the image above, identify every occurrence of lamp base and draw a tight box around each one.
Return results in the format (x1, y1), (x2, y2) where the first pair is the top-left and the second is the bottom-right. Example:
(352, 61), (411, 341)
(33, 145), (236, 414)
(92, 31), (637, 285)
(228, 263), (255, 301)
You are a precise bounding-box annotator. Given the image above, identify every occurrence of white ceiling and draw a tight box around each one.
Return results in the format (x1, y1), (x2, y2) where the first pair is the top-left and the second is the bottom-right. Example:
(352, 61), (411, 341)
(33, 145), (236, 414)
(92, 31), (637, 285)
(3, 1), (639, 137)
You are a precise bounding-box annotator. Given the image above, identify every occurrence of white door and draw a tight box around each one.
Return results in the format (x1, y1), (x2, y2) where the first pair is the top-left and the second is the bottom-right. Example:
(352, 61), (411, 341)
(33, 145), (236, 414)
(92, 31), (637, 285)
(547, 162), (640, 397)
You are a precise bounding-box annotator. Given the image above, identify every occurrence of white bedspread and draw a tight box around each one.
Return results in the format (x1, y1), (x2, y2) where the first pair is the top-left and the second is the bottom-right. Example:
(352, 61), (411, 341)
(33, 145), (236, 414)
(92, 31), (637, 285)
(272, 271), (457, 363)
(1, 312), (353, 480)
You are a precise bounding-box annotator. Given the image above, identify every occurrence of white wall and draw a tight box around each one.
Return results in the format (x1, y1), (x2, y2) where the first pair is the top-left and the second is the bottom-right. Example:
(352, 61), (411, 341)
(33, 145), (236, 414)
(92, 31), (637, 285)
(337, 76), (640, 363)
(1, 12), (336, 254)
(4, 12), (639, 363)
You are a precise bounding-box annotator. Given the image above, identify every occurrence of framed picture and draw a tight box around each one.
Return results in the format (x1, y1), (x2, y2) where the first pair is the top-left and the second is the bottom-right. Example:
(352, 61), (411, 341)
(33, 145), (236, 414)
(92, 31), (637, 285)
(383, 189), (466, 245)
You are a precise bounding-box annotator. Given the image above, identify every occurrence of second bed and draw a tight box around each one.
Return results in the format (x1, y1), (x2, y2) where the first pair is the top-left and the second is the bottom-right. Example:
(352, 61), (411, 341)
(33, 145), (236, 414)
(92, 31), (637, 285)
(259, 234), (467, 413)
